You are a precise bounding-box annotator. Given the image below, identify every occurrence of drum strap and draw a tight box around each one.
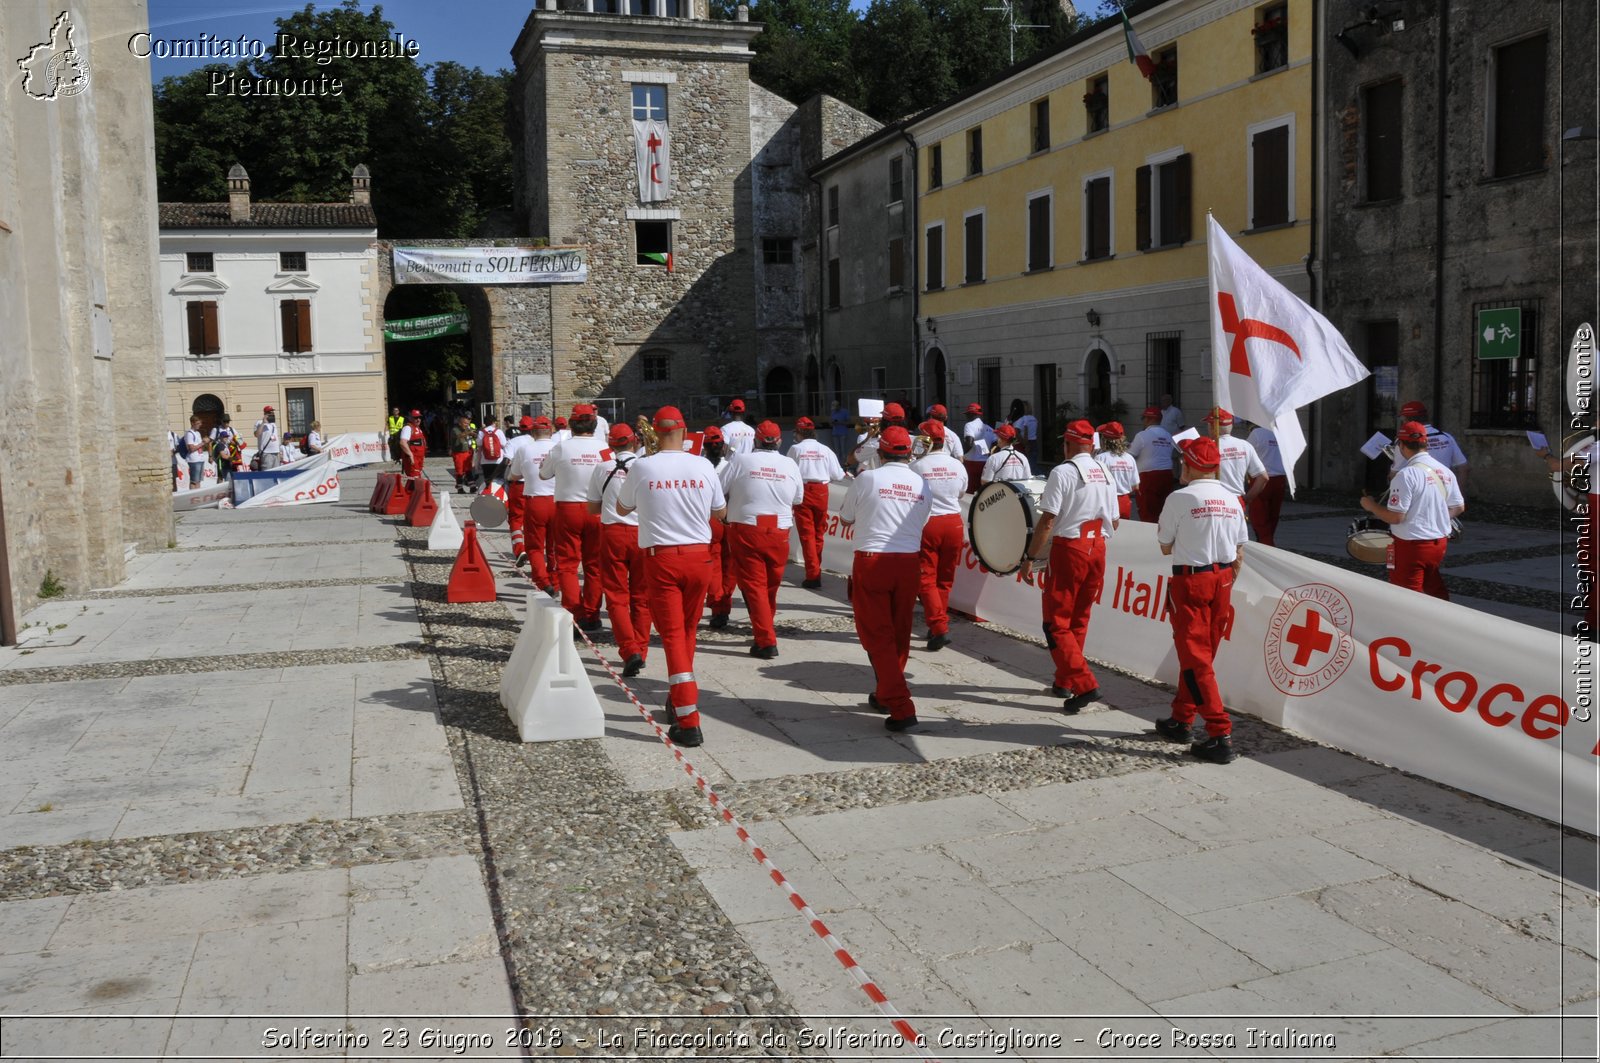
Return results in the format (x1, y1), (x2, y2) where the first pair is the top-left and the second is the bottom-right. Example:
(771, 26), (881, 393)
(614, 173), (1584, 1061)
(601, 455), (635, 499)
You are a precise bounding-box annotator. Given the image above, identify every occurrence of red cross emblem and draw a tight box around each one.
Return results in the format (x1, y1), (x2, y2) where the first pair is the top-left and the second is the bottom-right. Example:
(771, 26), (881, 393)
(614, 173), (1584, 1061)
(1218, 291), (1301, 377)
(1285, 608), (1334, 667)
(646, 131), (664, 185)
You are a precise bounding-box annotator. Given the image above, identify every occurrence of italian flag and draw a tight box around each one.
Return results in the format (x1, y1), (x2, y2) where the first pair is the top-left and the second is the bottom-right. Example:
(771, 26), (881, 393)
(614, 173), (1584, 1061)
(642, 252), (674, 272)
(1121, 8), (1155, 79)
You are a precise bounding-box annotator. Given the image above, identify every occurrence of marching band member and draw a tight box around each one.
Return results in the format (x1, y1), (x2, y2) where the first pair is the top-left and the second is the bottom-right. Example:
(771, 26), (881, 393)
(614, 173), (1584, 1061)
(1362, 420), (1465, 600)
(551, 416), (571, 446)
(720, 421), (804, 659)
(854, 401), (907, 473)
(961, 402), (993, 493)
(1128, 405), (1176, 523)
(1024, 420), (1118, 714)
(909, 420), (967, 652)
(721, 398), (756, 455)
(840, 426), (932, 731)
(589, 424), (651, 677)
(1390, 401), (1469, 489)
(511, 416), (558, 595)
(1154, 437), (1250, 764)
(501, 416), (537, 569)
(540, 404), (607, 632)
(476, 416), (507, 483)
(1206, 408), (1269, 513)
(701, 426), (736, 630)
(1094, 422), (1139, 521)
(616, 406), (727, 748)
(1245, 424), (1287, 546)
(787, 416), (845, 589)
(980, 423), (1032, 484)
(925, 404), (965, 460)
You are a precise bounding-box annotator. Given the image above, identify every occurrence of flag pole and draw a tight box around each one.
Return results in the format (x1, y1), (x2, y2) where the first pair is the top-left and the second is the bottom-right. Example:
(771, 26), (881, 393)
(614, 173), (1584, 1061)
(1206, 207), (1222, 442)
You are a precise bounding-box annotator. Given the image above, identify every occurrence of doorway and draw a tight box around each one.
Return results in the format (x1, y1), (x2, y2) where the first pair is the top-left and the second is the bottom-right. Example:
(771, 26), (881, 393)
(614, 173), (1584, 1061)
(191, 393), (224, 435)
(764, 366), (795, 418)
(925, 347), (948, 411)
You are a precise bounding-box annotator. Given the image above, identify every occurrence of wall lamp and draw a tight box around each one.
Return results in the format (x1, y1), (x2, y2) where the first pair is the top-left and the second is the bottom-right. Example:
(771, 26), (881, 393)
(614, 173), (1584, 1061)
(925, 316), (937, 334)
(1085, 308), (1101, 328)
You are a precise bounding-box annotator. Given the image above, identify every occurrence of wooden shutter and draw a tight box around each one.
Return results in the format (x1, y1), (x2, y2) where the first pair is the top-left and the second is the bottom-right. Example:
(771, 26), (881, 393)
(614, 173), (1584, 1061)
(187, 301), (204, 355)
(1364, 80), (1403, 201)
(198, 301), (219, 355)
(965, 213), (983, 283)
(1494, 35), (1546, 177)
(888, 237), (904, 288)
(295, 299), (312, 352)
(1135, 165), (1151, 250)
(1028, 196), (1050, 271)
(1086, 179), (1110, 260)
(1173, 153), (1193, 243)
(280, 300), (295, 353)
(926, 226), (942, 289)
(1252, 130), (1289, 227)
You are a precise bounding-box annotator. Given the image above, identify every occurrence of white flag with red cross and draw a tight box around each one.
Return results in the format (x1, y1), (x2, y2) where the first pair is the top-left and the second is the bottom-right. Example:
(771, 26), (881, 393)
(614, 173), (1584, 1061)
(633, 119), (671, 203)
(1207, 214), (1369, 495)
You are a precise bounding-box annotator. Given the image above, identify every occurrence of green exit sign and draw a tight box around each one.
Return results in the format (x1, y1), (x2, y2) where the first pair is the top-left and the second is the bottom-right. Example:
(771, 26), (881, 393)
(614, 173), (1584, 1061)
(1477, 307), (1522, 360)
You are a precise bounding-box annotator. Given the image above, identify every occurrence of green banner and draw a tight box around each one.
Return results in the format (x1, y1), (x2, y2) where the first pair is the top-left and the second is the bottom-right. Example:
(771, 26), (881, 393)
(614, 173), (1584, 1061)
(383, 311), (469, 343)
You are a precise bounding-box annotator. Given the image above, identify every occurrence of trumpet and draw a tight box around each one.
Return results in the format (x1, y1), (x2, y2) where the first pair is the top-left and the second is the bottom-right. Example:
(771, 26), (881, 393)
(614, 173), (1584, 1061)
(865, 419), (882, 438)
(636, 415), (662, 455)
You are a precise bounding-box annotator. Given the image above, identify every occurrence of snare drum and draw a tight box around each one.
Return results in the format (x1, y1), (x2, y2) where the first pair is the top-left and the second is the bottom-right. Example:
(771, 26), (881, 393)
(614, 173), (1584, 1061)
(1346, 515), (1392, 565)
(967, 476), (1048, 575)
(470, 479), (509, 528)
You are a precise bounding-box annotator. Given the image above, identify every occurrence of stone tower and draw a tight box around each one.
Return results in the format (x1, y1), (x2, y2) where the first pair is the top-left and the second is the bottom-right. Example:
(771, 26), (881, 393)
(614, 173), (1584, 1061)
(511, 1), (763, 421)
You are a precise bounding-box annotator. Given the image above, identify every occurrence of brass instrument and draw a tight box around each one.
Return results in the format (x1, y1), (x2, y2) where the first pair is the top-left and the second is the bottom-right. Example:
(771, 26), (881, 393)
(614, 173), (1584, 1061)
(636, 415), (662, 455)
(913, 432), (935, 458)
(865, 419), (882, 438)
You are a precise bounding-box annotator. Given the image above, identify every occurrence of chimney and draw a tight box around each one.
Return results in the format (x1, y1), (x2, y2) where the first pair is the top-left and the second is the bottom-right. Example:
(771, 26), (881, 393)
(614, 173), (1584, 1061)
(227, 163), (250, 223)
(351, 163), (371, 205)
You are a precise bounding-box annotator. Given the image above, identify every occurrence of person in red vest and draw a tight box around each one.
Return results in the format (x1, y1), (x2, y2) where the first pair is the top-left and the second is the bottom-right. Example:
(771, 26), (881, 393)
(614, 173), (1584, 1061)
(589, 423), (651, 676)
(399, 410), (426, 479)
(786, 416), (845, 589)
(540, 404), (607, 632)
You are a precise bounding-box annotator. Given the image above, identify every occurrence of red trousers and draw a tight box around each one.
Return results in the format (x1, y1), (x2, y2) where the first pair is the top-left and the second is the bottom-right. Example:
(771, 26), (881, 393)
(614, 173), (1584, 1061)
(1041, 534), (1106, 695)
(452, 452), (472, 482)
(852, 551), (920, 719)
(964, 459), (986, 494)
(523, 494), (556, 590)
(1249, 475), (1288, 546)
(729, 520), (789, 648)
(707, 519), (734, 617)
(402, 442), (425, 479)
(554, 500), (603, 622)
(794, 481), (831, 581)
(1167, 568), (1235, 736)
(918, 513), (963, 637)
(1137, 469), (1175, 524)
(1116, 494), (1132, 521)
(1389, 537), (1449, 600)
(648, 544), (714, 728)
(506, 481), (526, 556)
(600, 523), (652, 660)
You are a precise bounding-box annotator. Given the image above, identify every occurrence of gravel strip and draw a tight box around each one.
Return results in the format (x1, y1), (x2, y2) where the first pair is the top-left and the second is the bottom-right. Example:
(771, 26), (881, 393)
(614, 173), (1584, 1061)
(70, 576), (400, 601)
(0, 809), (475, 900)
(0, 644), (425, 686)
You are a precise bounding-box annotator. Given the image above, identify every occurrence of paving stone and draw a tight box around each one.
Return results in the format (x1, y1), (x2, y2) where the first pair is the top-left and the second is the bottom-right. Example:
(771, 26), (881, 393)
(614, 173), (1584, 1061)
(1110, 835), (1388, 915)
(1329, 770), (1567, 853)
(347, 957), (520, 1058)
(670, 821), (864, 924)
(1189, 894), (1391, 974)
(783, 794), (1032, 859)
(0, 936), (195, 1012)
(0, 998), (180, 1060)
(348, 856), (499, 973)
(351, 751), (463, 819)
(942, 814), (1200, 885)
(113, 785), (350, 841)
(0, 804), (127, 848)
(992, 770), (1223, 823)
(1397, 1011), (1598, 1062)
(0, 896), (72, 954)
(1143, 783), (1384, 844)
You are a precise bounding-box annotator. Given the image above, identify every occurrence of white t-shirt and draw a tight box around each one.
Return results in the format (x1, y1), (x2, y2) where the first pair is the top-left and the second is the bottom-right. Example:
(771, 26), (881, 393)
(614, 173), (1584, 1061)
(539, 435), (607, 502)
(909, 453), (968, 517)
(502, 434), (534, 482)
(1158, 479), (1250, 566)
(1386, 452), (1463, 541)
(1039, 454), (1117, 538)
(551, 428), (572, 446)
(1012, 414), (1038, 443)
(255, 420), (280, 454)
(512, 437), (558, 494)
(840, 463), (931, 554)
(281, 440), (304, 463)
(719, 450), (804, 528)
(789, 439), (845, 483)
(1390, 424), (1468, 474)
(306, 430), (323, 453)
(181, 429), (204, 461)
(1128, 426), (1174, 472)
(721, 419), (756, 455)
(1216, 435), (1267, 496)
(942, 430), (964, 459)
(961, 418), (992, 461)
(589, 449), (640, 527)
(981, 447), (1032, 484)
(617, 450), (725, 549)
(1247, 427), (1285, 476)
(1160, 406), (1185, 434)
(1095, 451), (1139, 495)
(854, 433), (881, 472)
(594, 414), (610, 441)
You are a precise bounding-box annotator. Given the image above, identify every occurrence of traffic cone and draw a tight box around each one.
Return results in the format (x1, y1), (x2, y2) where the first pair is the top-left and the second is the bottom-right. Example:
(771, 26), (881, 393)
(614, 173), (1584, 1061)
(446, 520), (498, 603)
(405, 478), (437, 526)
(426, 491), (464, 552)
(370, 473), (396, 513)
(384, 474), (413, 515)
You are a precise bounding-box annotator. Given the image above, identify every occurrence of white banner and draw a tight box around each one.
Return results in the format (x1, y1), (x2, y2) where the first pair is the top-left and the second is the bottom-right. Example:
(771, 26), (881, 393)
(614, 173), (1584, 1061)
(392, 246), (588, 285)
(797, 484), (1594, 831)
(172, 481), (231, 512)
(234, 455), (342, 509)
(633, 118), (671, 202)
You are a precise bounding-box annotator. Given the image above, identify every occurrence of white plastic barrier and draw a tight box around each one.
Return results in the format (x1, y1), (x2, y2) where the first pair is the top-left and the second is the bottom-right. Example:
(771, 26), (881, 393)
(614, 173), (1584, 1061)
(426, 492), (464, 552)
(500, 598), (605, 743)
(796, 482), (1595, 831)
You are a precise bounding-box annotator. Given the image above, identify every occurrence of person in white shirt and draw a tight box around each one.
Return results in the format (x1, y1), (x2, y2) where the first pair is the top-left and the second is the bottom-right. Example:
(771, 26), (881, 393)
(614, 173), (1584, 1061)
(980, 424), (1032, 484)
(1158, 394), (1185, 435)
(923, 404), (964, 459)
(851, 418), (882, 473)
(280, 436), (304, 464)
(699, 426), (737, 629)
(1127, 405), (1176, 523)
(510, 416), (559, 594)
(476, 419), (508, 483)
(1024, 420), (1119, 715)
(304, 421), (324, 455)
(961, 403), (993, 493)
(840, 426), (932, 731)
(1010, 402), (1039, 464)
(719, 420), (804, 658)
(502, 416), (539, 568)
(910, 420), (968, 652)
(721, 398), (756, 455)
(788, 416), (846, 588)
(551, 416), (571, 446)
(209, 414), (240, 483)
(588, 423), (651, 677)
(1205, 407), (1269, 513)
(180, 416), (207, 488)
(1094, 421), (1139, 521)
(1389, 401), (1469, 489)
(1245, 424), (1288, 546)
(255, 405), (282, 470)
(616, 405), (728, 748)
(1154, 436), (1250, 765)
(1362, 420), (1465, 600)
(540, 404), (608, 631)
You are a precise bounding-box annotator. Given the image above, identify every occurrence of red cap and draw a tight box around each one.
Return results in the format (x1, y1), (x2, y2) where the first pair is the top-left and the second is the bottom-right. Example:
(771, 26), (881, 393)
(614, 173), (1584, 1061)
(728, 398), (746, 413)
(1097, 421), (1125, 439)
(928, 404), (948, 419)
(652, 406), (686, 431)
(965, 402), (983, 415)
(1401, 401), (1428, 419)
(995, 423), (1018, 441)
(530, 416), (552, 430)
(572, 403), (597, 418)
(795, 416), (815, 430)
(883, 402), (906, 422)
(1397, 420), (1429, 445)
(701, 425), (724, 443)
(1180, 437), (1221, 470)
(1204, 407), (1234, 426)
(1063, 419), (1096, 443)
(608, 423), (636, 444)
(918, 419), (945, 442)
(879, 425), (913, 456)
(519, 415), (535, 430)
(554, 416), (568, 428)
(755, 420), (782, 442)
(1143, 406), (1161, 420)
(263, 405), (275, 413)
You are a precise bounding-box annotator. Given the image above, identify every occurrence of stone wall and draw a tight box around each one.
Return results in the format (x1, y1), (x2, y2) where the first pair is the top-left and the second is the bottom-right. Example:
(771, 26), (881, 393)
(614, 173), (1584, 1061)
(0, 0), (170, 624)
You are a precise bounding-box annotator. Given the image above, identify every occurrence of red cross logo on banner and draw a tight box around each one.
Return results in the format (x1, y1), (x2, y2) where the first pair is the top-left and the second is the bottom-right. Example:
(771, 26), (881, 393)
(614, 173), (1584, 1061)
(1218, 291), (1302, 377)
(646, 131), (664, 184)
(1285, 607), (1334, 667)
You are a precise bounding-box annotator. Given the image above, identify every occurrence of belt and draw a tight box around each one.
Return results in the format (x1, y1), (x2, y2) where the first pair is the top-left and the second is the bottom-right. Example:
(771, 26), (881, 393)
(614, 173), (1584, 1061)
(647, 544), (710, 557)
(731, 514), (784, 530)
(1397, 536), (1448, 544)
(855, 550), (917, 557)
(1172, 562), (1231, 575)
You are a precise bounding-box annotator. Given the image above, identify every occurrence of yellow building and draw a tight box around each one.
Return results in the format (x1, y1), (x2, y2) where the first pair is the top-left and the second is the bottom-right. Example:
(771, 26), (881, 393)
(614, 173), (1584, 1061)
(910, 0), (1311, 454)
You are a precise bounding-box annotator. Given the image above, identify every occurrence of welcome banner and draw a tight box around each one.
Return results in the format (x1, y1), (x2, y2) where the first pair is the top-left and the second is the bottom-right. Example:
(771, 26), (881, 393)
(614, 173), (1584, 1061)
(392, 247), (588, 285)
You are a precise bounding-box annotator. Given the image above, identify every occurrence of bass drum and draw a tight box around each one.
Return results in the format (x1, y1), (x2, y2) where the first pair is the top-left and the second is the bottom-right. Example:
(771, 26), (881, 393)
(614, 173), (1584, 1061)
(967, 477), (1047, 575)
(1346, 515), (1392, 566)
(470, 479), (509, 528)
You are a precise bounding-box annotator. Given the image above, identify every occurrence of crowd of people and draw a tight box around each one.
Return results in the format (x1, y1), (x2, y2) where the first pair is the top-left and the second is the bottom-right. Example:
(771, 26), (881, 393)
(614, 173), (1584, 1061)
(170, 405), (327, 489)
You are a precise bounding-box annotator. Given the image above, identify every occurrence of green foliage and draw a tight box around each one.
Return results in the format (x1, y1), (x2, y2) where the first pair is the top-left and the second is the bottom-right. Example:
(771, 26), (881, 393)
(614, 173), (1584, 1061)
(853, 0), (954, 121)
(743, 0), (863, 108)
(38, 570), (64, 599)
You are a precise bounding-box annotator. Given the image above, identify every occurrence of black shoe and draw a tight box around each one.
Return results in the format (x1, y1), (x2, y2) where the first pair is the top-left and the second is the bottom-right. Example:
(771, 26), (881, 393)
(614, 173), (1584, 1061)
(927, 633), (952, 652)
(750, 644), (779, 660)
(1061, 687), (1101, 715)
(668, 724), (703, 747)
(801, 577), (823, 589)
(622, 654), (645, 678)
(1190, 735), (1237, 764)
(1050, 685), (1072, 698)
(867, 693), (888, 715)
(885, 715), (919, 732)
(1154, 717), (1193, 744)
(580, 617), (602, 633)
(514, 551), (528, 568)
(708, 612), (729, 630)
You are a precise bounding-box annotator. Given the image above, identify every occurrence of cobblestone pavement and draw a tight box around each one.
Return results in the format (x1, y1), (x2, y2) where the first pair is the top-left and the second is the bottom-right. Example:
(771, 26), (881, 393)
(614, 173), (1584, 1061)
(0, 462), (1593, 1061)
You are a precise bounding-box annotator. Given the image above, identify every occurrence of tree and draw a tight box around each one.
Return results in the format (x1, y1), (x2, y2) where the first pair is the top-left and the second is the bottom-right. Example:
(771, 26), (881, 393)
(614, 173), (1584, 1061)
(853, 0), (954, 122)
(741, 0), (863, 108)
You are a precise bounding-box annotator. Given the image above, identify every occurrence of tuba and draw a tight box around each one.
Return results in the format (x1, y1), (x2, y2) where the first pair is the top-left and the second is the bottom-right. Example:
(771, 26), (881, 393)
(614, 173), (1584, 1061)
(636, 415), (662, 455)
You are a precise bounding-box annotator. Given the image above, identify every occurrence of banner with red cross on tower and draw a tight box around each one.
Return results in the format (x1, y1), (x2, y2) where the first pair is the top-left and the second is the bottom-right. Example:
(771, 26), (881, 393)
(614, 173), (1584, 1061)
(633, 118), (672, 203)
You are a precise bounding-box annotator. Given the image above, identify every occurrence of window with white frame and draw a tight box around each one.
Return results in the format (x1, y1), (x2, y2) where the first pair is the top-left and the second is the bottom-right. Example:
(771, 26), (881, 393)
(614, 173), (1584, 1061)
(631, 84), (667, 122)
(1248, 116), (1294, 228)
(1135, 149), (1192, 250)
